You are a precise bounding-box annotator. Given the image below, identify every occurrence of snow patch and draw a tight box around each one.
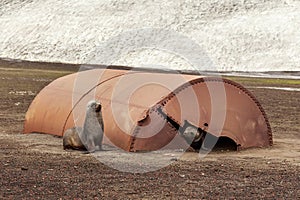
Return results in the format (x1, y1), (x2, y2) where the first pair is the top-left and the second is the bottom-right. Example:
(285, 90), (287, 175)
(248, 86), (300, 92)
(0, 0), (300, 71)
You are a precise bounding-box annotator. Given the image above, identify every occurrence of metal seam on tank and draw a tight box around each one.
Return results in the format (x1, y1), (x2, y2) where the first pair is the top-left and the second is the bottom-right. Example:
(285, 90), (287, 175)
(129, 126), (140, 152)
(158, 79), (200, 126)
(222, 79), (273, 145)
(129, 105), (179, 152)
(153, 106), (179, 133)
(153, 78), (272, 145)
(210, 79), (273, 145)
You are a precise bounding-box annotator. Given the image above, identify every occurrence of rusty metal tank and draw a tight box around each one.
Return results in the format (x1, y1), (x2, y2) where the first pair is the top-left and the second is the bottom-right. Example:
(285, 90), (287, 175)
(23, 67), (272, 151)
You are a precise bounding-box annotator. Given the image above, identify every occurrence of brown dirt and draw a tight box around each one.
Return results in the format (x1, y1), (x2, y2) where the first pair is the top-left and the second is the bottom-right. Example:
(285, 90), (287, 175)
(0, 59), (299, 199)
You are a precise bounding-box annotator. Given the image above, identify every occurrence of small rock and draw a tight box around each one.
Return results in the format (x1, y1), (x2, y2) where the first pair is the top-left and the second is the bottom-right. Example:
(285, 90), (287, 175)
(21, 166), (28, 171)
(170, 157), (178, 161)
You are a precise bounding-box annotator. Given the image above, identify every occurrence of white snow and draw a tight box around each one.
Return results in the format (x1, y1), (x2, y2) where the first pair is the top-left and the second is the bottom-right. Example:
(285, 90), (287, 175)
(248, 86), (300, 92)
(0, 0), (300, 71)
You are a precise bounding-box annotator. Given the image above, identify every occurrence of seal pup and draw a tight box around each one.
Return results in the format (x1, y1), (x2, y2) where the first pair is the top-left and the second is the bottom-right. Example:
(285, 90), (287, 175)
(181, 121), (220, 151)
(180, 120), (207, 151)
(156, 107), (207, 151)
(63, 127), (86, 150)
(63, 100), (104, 152)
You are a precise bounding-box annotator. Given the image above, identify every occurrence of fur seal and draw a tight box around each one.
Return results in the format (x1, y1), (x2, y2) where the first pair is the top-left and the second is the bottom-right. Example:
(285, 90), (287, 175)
(156, 107), (208, 150)
(180, 121), (206, 150)
(63, 100), (104, 152)
(63, 127), (86, 150)
(181, 121), (220, 151)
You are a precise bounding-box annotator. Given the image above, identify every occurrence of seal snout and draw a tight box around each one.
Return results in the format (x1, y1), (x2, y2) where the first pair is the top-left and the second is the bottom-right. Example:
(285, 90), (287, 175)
(95, 103), (101, 112)
(87, 100), (102, 112)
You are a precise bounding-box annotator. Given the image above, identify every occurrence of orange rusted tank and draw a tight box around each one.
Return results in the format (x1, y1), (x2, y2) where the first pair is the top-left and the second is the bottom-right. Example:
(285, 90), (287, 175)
(23, 66), (272, 151)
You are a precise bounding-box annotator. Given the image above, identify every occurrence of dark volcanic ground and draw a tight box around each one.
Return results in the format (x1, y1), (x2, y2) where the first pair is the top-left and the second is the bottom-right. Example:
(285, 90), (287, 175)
(0, 60), (299, 199)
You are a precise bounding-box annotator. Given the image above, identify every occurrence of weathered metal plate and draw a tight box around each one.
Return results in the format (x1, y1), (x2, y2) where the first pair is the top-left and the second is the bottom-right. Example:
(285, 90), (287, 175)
(23, 68), (272, 151)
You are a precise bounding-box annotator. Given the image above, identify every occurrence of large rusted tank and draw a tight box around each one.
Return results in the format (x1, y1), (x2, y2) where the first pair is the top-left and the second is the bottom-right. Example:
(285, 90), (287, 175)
(23, 66), (272, 151)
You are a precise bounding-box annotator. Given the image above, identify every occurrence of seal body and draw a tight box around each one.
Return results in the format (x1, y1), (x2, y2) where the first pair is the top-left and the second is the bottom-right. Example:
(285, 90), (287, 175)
(63, 127), (86, 150)
(80, 100), (104, 152)
(63, 100), (104, 152)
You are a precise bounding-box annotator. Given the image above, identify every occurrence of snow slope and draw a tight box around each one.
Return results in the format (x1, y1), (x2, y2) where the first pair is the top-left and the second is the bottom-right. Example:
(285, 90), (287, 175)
(0, 0), (299, 71)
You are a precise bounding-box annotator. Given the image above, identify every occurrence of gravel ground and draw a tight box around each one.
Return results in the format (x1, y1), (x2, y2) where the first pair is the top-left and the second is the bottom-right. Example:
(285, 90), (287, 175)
(0, 60), (299, 199)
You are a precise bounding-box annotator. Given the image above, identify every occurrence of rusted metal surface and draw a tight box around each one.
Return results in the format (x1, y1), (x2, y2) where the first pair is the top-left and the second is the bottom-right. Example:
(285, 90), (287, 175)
(24, 68), (272, 151)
